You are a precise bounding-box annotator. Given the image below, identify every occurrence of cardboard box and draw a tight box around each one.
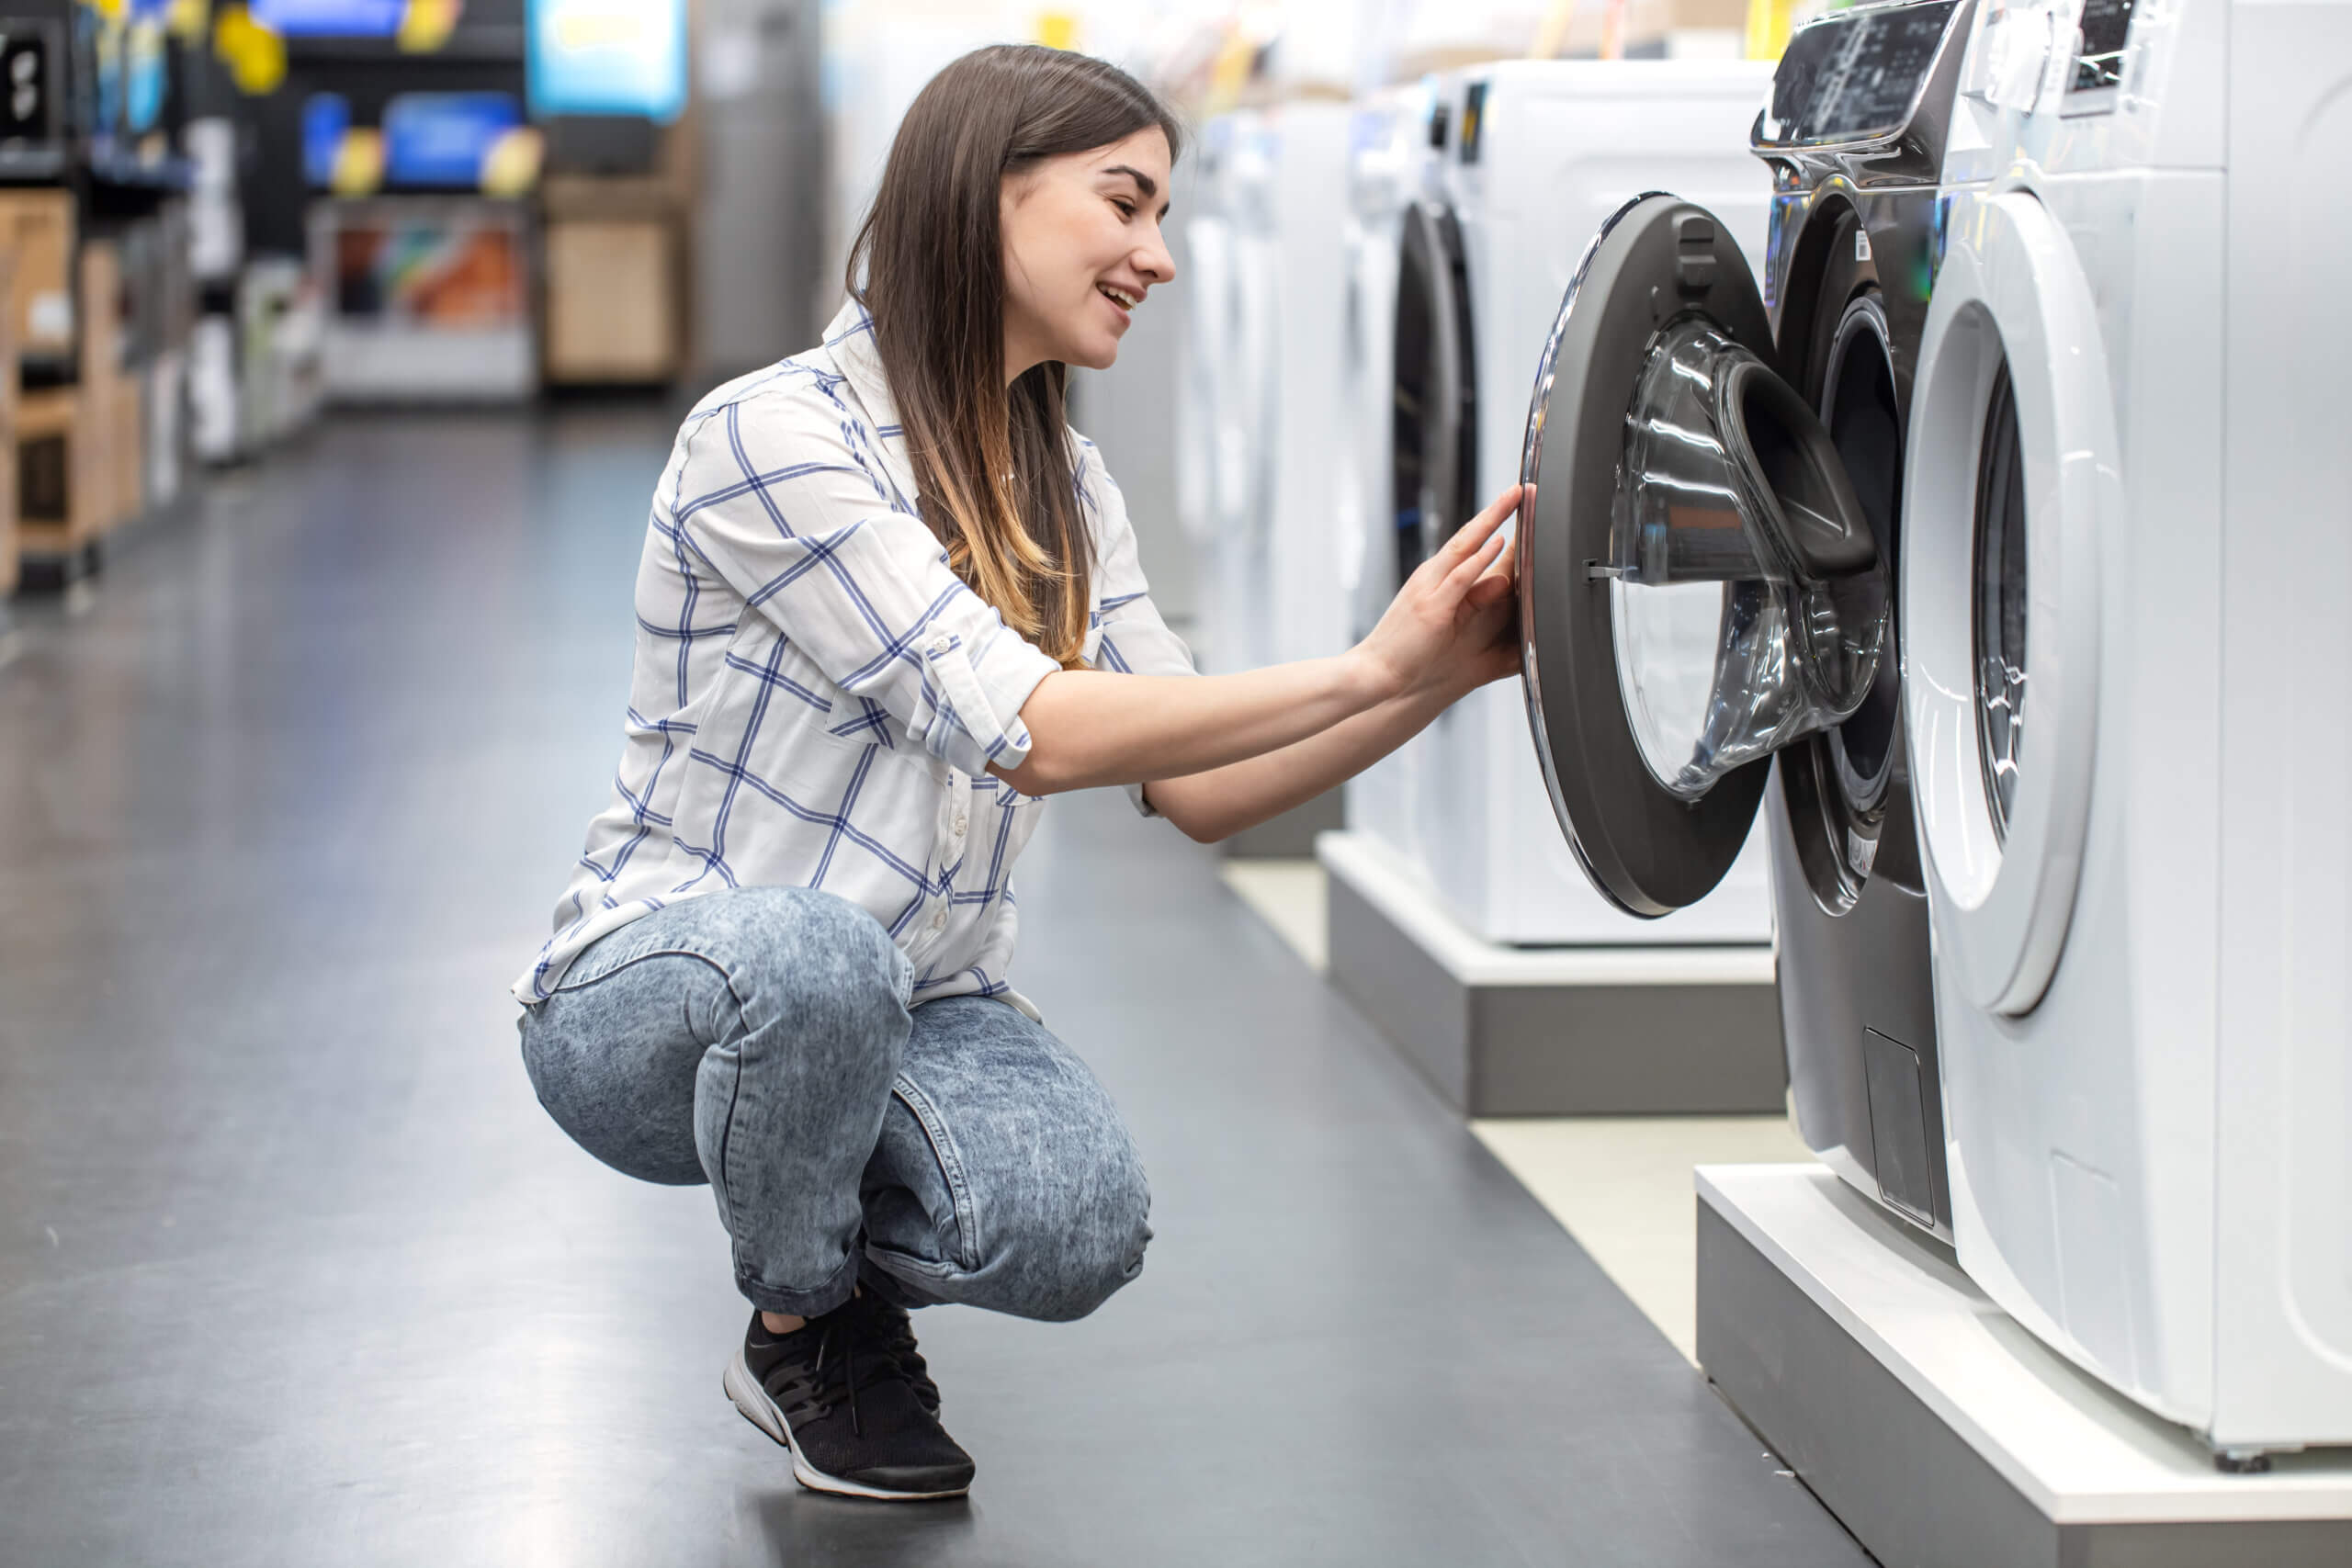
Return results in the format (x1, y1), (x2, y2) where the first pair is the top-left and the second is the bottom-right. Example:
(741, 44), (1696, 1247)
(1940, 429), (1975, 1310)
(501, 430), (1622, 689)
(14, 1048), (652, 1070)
(80, 240), (122, 387)
(17, 386), (109, 556)
(109, 376), (142, 528)
(544, 216), (681, 384)
(0, 188), (74, 362)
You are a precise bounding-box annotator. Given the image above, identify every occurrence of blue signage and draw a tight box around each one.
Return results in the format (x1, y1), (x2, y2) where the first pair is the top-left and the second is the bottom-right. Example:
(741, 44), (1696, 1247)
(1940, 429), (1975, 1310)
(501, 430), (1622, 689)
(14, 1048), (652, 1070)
(303, 92), (351, 186)
(382, 92), (522, 186)
(526, 0), (687, 123)
(252, 0), (404, 37)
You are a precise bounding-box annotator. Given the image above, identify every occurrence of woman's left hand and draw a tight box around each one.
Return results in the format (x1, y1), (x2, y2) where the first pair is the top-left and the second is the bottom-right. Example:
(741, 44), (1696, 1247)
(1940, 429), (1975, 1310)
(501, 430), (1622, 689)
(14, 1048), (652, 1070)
(1445, 533), (1521, 694)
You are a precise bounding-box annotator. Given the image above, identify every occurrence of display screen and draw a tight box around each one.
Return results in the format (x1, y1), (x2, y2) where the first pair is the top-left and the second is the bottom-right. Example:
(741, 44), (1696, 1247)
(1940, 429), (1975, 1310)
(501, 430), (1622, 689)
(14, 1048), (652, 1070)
(2072, 0), (2137, 93)
(526, 0), (687, 123)
(252, 0), (404, 36)
(1760, 0), (1961, 146)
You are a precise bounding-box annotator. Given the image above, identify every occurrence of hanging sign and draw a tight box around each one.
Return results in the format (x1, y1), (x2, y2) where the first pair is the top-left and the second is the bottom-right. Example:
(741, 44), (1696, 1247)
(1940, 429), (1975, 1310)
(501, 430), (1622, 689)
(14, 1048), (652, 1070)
(526, 0), (686, 123)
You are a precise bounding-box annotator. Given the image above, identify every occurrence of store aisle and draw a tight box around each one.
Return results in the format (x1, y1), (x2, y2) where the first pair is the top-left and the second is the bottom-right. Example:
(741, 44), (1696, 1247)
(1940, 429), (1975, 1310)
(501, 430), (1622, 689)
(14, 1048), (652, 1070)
(0, 411), (1867, 1566)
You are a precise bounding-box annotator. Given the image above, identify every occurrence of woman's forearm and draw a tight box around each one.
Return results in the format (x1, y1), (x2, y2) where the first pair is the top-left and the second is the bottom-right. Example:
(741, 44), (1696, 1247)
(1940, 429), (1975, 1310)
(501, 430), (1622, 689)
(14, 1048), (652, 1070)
(992, 653), (1394, 795)
(1138, 676), (1469, 843)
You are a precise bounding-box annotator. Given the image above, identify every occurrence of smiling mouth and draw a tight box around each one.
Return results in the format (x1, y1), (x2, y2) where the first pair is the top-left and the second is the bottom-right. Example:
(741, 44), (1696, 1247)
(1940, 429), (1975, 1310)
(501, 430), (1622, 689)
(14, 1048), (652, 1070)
(1098, 284), (1139, 314)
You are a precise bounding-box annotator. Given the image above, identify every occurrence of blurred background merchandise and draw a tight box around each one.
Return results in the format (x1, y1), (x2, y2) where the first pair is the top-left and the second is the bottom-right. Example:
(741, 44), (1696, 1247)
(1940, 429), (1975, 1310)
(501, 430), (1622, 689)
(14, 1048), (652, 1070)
(0, 0), (1815, 602)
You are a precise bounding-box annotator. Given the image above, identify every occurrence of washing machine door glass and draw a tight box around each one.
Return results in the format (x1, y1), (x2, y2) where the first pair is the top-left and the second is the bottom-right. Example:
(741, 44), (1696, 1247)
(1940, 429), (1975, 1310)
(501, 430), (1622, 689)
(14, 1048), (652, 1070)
(1390, 201), (1476, 596)
(1518, 194), (1888, 918)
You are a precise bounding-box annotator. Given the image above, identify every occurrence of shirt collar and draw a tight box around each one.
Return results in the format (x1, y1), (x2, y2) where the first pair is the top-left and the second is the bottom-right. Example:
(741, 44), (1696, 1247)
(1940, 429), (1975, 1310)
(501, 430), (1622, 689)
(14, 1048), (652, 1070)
(823, 300), (898, 432)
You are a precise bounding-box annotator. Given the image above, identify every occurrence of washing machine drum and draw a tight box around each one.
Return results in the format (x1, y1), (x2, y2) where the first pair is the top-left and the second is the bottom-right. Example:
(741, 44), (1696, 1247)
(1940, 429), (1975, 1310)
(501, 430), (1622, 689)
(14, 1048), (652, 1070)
(1518, 194), (1890, 918)
(1390, 200), (1476, 593)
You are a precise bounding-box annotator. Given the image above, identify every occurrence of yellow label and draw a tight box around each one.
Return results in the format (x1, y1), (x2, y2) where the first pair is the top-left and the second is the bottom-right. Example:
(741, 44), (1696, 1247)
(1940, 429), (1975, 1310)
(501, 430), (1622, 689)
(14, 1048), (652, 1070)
(331, 128), (385, 197)
(1746, 0), (1800, 60)
(398, 0), (464, 54)
(1034, 10), (1078, 51)
(480, 126), (545, 198)
(213, 5), (287, 97)
(167, 0), (210, 44)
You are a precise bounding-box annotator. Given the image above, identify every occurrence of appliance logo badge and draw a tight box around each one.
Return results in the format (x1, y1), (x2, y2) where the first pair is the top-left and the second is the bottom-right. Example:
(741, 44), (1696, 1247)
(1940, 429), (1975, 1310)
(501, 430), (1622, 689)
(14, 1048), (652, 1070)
(1458, 82), (1487, 164)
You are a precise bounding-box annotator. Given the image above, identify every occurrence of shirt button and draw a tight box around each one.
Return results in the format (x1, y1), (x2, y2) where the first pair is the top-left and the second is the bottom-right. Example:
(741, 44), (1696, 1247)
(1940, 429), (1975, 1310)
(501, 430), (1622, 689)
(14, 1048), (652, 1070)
(931, 908), (948, 932)
(953, 813), (968, 837)
(927, 635), (950, 656)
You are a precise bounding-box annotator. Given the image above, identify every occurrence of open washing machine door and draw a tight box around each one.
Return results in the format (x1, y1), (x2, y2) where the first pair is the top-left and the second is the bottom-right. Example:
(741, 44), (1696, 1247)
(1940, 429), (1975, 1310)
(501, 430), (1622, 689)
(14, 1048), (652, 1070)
(1390, 199), (1476, 600)
(1519, 193), (1890, 919)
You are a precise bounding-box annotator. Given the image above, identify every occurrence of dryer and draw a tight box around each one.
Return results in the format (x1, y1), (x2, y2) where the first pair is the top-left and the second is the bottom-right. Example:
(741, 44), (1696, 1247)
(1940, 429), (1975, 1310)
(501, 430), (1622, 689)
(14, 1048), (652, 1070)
(1898, 0), (2352, 1459)
(1396, 61), (1781, 945)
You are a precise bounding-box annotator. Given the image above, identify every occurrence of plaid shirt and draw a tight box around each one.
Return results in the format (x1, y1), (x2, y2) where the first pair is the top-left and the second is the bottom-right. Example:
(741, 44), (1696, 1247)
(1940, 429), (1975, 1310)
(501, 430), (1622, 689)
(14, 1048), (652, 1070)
(514, 303), (1197, 1010)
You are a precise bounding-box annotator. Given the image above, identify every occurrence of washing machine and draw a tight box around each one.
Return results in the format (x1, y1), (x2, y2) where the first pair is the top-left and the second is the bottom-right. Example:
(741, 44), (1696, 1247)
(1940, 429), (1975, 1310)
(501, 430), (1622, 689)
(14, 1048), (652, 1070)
(1396, 60), (1781, 944)
(1896, 0), (2352, 1459)
(1339, 80), (1442, 868)
(1180, 112), (1279, 676)
(1743, 0), (1980, 1243)
(1182, 105), (1351, 679)
(1174, 127), (1235, 554)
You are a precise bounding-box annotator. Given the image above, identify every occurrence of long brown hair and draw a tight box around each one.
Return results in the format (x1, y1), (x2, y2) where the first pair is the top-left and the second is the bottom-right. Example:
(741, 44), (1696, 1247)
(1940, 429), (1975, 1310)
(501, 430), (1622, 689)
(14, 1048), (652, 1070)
(849, 45), (1183, 668)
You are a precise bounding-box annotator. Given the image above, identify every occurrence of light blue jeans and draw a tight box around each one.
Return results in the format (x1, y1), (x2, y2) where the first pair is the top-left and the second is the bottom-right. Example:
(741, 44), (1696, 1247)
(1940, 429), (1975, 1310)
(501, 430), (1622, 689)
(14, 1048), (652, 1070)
(518, 886), (1149, 1321)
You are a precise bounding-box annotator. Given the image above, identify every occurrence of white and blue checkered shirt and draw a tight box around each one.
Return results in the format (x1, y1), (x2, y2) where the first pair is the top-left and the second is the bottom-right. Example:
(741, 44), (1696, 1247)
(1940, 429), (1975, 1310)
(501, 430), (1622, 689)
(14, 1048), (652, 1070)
(515, 303), (1198, 1010)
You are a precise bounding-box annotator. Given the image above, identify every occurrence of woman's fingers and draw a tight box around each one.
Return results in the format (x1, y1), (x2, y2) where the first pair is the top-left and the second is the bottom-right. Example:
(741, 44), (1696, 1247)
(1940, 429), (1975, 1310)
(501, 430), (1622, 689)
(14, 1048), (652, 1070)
(1437, 484), (1523, 567)
(1446, 521), (1510, 589)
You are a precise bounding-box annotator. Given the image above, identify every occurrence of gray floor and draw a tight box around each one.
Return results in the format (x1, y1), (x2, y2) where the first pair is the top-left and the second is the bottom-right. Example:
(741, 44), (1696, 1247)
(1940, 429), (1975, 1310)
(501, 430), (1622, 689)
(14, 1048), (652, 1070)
(0, 410), (1870, 1566)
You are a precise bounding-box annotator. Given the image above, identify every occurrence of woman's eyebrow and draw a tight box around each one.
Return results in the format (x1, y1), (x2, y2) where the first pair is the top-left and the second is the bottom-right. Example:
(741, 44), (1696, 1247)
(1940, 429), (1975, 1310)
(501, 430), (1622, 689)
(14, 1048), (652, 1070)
(1100, 164), (1159, 201)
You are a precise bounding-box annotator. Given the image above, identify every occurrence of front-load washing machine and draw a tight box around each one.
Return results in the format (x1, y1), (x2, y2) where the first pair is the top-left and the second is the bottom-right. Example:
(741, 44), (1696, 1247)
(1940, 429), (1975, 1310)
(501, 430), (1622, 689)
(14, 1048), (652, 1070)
(1898, 0), (2352, 1459)
(1396, 60), (1781, 945)
(1181, 104), (1352, 680)
(1175, 136), (1235, 558)
(1745, 0), (1979, 1243)
(1340, 80), (1443, 869)
(1182, 112), (1282, 676)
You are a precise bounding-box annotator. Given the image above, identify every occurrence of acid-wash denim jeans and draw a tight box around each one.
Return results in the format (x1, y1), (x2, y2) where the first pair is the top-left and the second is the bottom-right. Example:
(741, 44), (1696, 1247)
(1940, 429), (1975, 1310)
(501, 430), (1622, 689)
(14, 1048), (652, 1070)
(517, 886), (1150, 1321)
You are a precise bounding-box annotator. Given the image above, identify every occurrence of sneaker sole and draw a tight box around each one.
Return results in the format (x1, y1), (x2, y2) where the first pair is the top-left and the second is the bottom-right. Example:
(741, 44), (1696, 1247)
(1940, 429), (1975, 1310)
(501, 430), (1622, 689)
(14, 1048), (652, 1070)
(723, 1347), (972, 1502)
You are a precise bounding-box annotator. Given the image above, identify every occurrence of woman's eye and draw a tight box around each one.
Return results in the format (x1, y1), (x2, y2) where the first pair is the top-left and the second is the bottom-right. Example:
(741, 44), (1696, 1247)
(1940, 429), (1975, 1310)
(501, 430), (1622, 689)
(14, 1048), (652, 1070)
(1111, 199), (1136, 220)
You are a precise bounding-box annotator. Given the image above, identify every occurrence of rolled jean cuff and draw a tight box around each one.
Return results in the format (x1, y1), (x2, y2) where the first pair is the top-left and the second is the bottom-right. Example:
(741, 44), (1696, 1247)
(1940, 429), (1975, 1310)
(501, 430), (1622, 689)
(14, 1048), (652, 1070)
(737, 1247), (862, 1319)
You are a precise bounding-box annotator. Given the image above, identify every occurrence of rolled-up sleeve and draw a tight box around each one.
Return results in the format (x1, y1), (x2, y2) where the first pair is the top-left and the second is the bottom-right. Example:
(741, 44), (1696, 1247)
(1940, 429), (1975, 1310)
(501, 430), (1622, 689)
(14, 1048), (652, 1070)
(670, 393), (1060, 777)
(1072, 434), (1199, 816)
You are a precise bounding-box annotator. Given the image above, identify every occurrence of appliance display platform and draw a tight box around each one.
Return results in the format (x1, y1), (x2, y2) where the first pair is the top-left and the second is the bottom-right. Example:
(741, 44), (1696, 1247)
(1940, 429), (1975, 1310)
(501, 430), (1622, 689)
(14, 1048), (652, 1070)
(1696, 1164), (2352, 1568)
(1317, 830), (1782, 1115)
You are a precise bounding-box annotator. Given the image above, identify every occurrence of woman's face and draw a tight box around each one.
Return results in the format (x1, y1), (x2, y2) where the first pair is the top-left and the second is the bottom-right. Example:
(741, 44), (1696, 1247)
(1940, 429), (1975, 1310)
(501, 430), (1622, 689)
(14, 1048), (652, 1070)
(1001, 127), (1176, 380)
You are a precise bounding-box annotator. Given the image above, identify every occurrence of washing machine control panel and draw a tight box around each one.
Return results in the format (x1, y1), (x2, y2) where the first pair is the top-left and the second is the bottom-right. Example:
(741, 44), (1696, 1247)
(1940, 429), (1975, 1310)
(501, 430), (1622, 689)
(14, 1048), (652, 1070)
(1758, 0), (1966, 149)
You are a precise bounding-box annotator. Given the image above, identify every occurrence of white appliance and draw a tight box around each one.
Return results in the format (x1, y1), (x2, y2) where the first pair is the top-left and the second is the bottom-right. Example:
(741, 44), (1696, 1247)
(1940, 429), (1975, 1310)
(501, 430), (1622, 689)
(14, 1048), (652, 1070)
(1339, 80), (1442, 868)
(1183, 104), (1352, 677)
(1900, 0), (2352, 1461)
(1404, 61), (1781, 944)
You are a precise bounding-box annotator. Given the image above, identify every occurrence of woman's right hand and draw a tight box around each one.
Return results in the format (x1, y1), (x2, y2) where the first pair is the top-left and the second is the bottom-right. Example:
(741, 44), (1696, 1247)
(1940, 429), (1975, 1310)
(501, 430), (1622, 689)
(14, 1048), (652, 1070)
(1356, 484), (1525, 703)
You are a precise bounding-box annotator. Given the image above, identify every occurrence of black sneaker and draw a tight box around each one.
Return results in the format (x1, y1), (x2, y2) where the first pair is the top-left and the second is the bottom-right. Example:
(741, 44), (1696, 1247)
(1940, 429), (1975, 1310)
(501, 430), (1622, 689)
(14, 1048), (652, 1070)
(723, 1294), (975, 1500)
(861, 1293), (943, 1417)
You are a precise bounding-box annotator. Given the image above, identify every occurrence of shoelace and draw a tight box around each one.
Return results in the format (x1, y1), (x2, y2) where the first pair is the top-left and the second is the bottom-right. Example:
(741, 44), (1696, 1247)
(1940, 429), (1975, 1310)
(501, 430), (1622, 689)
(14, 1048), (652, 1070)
(760, 1298), (918, 1437)
(866, 1302), (941, 1412)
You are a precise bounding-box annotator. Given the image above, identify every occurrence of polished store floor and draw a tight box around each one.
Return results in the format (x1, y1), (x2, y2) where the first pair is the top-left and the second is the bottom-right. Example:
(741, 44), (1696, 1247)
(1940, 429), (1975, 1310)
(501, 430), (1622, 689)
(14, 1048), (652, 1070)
(0, 409), (1869, 1565)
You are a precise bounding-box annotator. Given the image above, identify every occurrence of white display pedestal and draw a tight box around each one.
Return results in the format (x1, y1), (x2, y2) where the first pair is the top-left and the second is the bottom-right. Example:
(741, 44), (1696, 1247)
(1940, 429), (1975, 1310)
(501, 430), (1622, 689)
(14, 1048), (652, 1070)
(1696, 1164), (2352, 1566)
(1317, 830), (1782, 1115)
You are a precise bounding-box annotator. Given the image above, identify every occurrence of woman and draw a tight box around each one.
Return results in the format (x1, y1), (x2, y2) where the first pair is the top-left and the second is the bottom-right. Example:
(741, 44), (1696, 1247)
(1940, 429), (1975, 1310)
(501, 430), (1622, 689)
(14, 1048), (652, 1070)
(514, 44), (1522, 1503)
